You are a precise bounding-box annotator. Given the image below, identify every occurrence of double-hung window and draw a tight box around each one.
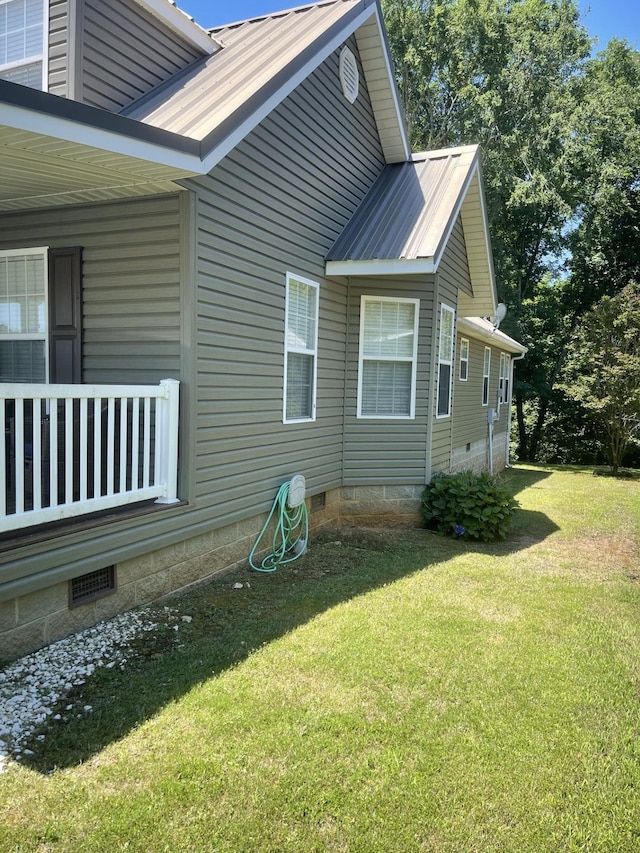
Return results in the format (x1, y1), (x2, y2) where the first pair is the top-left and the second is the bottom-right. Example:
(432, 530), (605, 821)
(482, 346), (491, 406)
(357, 296), (419, 419)
(283, 273), (318, 423)
(459, 337), (469, 381)
(498, 352), (510, 409)
(0, 247), (47, 382)
(0, 0), (46, 90)
(436, 304), (455, 418)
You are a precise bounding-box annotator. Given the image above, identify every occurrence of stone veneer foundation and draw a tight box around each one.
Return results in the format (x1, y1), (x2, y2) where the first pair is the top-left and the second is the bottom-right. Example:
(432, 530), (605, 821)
(0, 482), (430, 662)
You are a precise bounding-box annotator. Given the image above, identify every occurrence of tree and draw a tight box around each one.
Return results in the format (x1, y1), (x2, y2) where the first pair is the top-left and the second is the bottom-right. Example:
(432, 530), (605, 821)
(382, 0), (592, 459)
(562, 283), (640, 473)
(381, 2), (640, 463)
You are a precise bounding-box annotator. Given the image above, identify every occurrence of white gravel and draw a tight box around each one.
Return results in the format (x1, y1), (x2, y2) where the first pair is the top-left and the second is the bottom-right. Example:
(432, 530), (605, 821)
(0, 606), (182, 773)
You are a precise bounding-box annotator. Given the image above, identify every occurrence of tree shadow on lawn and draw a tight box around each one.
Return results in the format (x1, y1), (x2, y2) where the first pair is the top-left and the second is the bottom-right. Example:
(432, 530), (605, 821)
(22, 466), (557, 774)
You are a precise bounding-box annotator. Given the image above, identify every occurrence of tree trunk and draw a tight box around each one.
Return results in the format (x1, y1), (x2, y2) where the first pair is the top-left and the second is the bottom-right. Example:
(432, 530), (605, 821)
(516, 393), (529, 461)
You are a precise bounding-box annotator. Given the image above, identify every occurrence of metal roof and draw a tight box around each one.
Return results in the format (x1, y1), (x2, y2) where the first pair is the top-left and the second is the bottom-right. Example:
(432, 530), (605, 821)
(325, 144), (498, 317)
(124, 0), (408, 166)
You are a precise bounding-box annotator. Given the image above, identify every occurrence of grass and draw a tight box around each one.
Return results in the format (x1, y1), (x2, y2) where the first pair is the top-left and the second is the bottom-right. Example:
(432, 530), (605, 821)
(2, 464), (640, 852)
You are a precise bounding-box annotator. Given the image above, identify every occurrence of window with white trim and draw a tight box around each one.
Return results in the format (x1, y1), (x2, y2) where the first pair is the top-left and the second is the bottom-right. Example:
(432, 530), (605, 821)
(283, 273), (318, 423)
(482, 346), (491, 406)
(498, 352), (510, 409)
(0, 247), (48, 382)
(0, 0), (46, 90)
(358, 296), (419, 418)
(436, 304), (455, 418)
(459, 337), (469, 381)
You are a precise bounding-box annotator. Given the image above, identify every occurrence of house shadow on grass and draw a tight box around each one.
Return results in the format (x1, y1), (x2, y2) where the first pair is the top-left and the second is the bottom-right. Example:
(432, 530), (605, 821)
(22, 466), (558, 774)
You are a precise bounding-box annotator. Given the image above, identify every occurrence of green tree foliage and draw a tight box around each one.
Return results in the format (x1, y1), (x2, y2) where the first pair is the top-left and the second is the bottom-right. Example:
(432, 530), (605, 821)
(561, 283), (640, 473)
(382, 1), (640, 464)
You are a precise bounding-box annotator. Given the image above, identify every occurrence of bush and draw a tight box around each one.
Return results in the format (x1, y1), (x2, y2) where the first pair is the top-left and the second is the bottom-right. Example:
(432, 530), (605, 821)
(421, 471), (518, 541)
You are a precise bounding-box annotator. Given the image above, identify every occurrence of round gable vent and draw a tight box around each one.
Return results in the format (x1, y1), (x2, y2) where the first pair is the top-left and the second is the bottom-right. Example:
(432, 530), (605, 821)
(339, 46), (359, 104)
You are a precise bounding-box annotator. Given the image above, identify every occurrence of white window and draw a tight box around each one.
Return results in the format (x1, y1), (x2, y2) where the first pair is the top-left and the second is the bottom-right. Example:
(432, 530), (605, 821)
(283, 273), (318, 423)
(498, 352), (510, 409)
(0, 0), (46, 90)
(459, 337), (469, 381)
(436, 304), (455, 418)
(482, 346), (491, 406)
(358, 296), (419, 418)
(0, 247), (48, 382)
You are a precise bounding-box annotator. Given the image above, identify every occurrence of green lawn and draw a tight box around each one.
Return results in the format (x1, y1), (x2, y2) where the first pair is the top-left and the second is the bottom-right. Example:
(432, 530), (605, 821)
(2, 465), (640, 852)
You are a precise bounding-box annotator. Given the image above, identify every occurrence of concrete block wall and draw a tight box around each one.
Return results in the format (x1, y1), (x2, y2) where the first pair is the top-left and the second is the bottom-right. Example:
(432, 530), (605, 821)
(339, 484), (424, 527)
(1, 488), (341, 662)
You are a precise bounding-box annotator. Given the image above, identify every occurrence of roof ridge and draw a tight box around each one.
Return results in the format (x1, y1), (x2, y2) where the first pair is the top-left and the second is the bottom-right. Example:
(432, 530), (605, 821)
(207, 0), (351, 32)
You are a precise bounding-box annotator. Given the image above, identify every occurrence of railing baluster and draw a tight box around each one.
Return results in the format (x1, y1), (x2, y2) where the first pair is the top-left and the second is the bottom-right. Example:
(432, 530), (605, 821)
(79, 397), (88, 502)
(143, 397), (151, 489)
(106, 398), (115, 496)
(49, 399), (58, 507)
(131, 398), (140, 491)
(32, 400), (42, 510)
(93, 398), (102, 500)
(119, 397), (127, 493)
(64, 398), (73, 504)
(15, 399), (24, 514)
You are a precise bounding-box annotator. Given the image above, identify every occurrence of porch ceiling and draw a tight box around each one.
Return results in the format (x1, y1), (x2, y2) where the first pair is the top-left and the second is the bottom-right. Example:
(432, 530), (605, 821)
(0, 125), (198, 211)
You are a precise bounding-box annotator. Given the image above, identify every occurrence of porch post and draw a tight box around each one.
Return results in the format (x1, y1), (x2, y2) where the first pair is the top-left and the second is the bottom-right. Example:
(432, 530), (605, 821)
(155, 378), (180, 505)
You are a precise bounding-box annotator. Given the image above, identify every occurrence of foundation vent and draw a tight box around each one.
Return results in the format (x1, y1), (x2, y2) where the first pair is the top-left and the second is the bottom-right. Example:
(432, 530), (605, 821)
(70, 566), (116, 607)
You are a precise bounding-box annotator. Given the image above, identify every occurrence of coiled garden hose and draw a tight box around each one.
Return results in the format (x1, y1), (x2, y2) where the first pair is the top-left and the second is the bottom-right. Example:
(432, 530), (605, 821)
(248, 481), (309, 572)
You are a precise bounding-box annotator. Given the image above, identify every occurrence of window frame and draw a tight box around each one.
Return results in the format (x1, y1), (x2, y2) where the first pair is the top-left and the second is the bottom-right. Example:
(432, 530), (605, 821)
(0, 0), (48, 91)
(482, 346), (491, 406)
(357, 295), (420, 420)
(436, 303), (455, 419)
(0, 245), (49, 383)
(498, 352), (510, 410)
(458, 336), (469, 381)
(283, 272), (319, 424)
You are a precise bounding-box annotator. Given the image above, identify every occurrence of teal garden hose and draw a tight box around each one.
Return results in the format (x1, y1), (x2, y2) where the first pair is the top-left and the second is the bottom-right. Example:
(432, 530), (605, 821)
(248, 480), (309, 572)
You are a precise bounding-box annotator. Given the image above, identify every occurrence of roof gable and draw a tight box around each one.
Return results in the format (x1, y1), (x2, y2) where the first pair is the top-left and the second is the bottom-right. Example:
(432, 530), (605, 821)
(325, 144), (498, 316)
(123, 0), (409, 168)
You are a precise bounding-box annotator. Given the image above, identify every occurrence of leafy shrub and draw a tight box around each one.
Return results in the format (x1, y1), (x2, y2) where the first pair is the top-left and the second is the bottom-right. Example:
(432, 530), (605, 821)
(421, 471), (518, 541)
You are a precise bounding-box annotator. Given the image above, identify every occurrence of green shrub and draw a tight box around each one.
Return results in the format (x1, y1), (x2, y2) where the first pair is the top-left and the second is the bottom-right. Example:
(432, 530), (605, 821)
(421, 471), (518, 541)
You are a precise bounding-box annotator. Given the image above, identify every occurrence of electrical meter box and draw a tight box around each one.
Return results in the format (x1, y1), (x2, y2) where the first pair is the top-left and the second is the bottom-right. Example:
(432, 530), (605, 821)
(287, 474), (306, 508)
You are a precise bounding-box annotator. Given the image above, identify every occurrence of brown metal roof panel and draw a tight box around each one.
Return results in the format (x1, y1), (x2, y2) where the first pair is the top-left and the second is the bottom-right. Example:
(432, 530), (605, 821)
(326, 146), (479, 264)
(125, 0), (364, 140)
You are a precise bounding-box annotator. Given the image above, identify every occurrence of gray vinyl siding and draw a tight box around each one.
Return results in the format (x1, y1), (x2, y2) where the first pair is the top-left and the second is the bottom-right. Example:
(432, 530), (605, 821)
(430, 227), (463, 475)
(81, 0), (203, 112)
(452, 334), (492, 448)
(0, 194), (183, 384)
(445, 218), (473, 297)
(343, 276), (434, 485)
(452, 338), (510, 467)
(48, 0), (68, 97)
(186, 37), (385, 524)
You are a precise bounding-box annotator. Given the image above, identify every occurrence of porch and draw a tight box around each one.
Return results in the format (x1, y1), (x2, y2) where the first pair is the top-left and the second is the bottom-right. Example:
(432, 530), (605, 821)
(1, 380), (180, 535)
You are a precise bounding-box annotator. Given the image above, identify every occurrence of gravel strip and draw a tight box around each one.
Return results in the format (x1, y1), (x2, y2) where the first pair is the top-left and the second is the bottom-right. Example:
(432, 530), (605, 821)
(0, 607), (181, 772)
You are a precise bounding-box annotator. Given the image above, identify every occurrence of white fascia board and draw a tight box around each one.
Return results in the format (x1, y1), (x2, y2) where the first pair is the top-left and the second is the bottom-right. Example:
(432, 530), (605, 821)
(411, 144), (478, 161)
(368, 4), (411, 162)
(133, 0), (222, 53)
(457, 317), (527, 354)
(1, 103), (204, 175)
(326, 257), (436, 277)
(201, 4), (381, 173)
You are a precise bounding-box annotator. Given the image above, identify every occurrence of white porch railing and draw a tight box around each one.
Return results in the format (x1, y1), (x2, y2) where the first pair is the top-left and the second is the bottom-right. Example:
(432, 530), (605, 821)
(0, 379), (179, 534)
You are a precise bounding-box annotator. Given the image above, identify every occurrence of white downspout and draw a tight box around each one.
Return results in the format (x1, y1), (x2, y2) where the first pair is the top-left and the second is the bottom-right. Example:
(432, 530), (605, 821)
(506, 352), (525, 467)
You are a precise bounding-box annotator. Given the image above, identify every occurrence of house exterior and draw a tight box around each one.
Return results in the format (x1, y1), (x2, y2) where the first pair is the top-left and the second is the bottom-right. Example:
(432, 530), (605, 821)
(0, 0), (525, 660)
